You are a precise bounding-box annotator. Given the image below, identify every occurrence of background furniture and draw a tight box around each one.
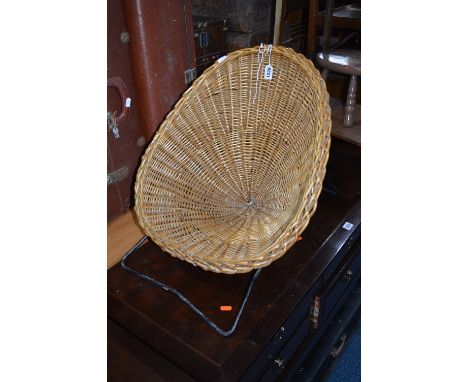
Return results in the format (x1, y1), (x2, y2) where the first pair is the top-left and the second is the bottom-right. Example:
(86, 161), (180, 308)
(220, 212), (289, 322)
(274, 0), (310, 51)
(192, 0), (273, 51)
(193, 16), (228, 75)
(314, 0), (361, 127)
(107, 0), (147, 220)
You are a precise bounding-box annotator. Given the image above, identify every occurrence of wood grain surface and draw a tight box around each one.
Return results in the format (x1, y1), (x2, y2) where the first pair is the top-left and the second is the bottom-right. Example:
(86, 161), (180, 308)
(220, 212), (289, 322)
(107, 209), (145, 269)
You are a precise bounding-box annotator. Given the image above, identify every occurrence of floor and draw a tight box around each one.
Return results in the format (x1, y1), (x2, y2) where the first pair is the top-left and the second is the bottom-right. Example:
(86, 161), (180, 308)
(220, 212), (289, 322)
(321, 318), (361, 382)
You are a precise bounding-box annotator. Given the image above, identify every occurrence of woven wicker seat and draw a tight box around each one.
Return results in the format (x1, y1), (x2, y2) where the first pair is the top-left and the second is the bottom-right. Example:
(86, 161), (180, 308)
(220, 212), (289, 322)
(135, 46), (331, 274)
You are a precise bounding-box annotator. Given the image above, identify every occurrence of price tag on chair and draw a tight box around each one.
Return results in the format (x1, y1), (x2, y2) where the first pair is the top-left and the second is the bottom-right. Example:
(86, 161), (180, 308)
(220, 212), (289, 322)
(264, 64), (273, 80)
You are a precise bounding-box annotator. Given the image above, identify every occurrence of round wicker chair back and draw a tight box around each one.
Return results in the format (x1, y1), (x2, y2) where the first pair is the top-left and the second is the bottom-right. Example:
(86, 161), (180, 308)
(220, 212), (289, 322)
(135, 46), (331, 274)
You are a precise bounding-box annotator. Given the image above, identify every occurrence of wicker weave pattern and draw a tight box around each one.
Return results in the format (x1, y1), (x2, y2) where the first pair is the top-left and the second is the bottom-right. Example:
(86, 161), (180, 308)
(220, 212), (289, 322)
(135, 46), (331, 274)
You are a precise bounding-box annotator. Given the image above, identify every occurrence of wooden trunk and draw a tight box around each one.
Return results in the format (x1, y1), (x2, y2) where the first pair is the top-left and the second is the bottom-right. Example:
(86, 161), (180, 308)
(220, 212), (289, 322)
(107, 0), (146, 221)
(107, 0), (197, 221)
(121, 0), (197, 140)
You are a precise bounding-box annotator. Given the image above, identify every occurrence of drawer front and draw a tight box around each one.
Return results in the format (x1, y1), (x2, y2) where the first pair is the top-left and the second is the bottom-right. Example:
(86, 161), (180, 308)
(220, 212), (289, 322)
(241, 221), (360, 381)
(240, 285), (318, 382)
(312, 243), (361, 329)
(107, 0), (146, 221)
(259, 319), (310, 381)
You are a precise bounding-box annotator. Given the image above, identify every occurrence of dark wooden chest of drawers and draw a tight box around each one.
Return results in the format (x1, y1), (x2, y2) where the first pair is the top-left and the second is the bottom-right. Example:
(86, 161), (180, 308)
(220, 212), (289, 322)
(108, 138), (361, 381)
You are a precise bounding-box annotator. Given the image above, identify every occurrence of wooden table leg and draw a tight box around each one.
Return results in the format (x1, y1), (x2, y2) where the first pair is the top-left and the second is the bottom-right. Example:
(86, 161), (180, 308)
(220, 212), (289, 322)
(344, 74), (358, 127)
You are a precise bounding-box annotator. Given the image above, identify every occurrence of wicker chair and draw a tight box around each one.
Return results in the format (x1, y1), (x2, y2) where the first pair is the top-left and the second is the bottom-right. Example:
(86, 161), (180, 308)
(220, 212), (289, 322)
(134, 45), (331, 274)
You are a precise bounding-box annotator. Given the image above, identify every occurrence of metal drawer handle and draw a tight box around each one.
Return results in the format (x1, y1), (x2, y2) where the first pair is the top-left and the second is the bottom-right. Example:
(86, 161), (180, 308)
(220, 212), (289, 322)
(107, 166), (129, 186)
(330, 334), (348, 358)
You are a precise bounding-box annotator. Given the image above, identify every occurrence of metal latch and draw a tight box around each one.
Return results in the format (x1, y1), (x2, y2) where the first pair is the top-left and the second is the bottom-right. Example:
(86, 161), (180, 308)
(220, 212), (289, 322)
(273, 357), (286, 373)
(107, 111), (120, 139)
(184, 68), (197, 84)
(107, 166), (129, 185)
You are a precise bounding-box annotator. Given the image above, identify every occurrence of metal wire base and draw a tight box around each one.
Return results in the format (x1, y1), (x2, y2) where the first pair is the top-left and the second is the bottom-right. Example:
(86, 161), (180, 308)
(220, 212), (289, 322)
(121, 236), (262, 337)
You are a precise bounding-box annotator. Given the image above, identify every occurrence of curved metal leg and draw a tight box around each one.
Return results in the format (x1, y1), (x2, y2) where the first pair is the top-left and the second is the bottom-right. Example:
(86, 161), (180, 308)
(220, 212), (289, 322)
(120, 236), (262, 337)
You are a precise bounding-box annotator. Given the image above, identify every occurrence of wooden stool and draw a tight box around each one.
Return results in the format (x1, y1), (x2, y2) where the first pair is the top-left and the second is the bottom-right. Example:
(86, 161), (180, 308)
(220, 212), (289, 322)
(308, 0), (361, 128)
(317, 49), (360, 127)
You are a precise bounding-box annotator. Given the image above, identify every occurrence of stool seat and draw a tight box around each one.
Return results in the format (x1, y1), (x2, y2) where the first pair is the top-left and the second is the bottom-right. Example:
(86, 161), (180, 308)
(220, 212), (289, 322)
(317, 49), (361, 76)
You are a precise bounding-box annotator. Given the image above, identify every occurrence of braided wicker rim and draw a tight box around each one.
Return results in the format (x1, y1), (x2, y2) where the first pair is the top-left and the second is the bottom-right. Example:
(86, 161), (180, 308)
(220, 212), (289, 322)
(135, 46), (331, 274)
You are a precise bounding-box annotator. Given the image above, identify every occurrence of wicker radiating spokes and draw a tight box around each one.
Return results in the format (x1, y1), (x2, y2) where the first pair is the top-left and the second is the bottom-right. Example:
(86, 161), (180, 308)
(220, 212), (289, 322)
(135, 46), (331, 274)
